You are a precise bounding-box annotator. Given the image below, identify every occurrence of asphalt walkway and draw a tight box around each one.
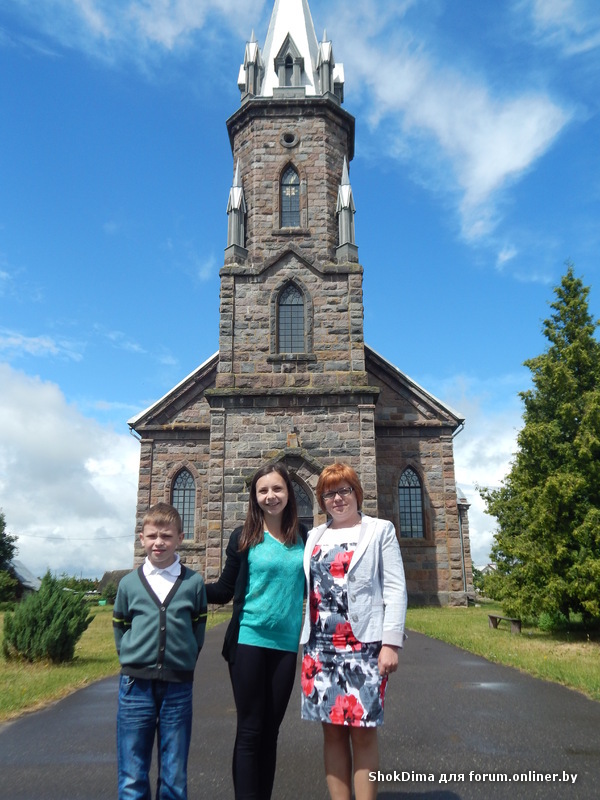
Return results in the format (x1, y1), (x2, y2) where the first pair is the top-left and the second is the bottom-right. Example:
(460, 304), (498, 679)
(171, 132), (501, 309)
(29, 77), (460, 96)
(1, 624), (599, 799)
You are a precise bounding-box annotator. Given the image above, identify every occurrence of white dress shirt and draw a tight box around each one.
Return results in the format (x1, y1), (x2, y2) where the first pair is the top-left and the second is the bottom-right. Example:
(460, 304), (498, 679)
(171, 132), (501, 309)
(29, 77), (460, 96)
(142, 554), (182, 603)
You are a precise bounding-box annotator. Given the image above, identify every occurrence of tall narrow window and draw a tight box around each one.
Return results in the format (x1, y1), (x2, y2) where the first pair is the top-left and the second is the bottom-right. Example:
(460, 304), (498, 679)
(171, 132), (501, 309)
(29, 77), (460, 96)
(281, 166), (300, 227)
(398, 468), (424, 539)
(172, 469), (195, 540)
(278, 284), (304, 353)
(292, 479), (313, 531)
(285, 55), (294, 86)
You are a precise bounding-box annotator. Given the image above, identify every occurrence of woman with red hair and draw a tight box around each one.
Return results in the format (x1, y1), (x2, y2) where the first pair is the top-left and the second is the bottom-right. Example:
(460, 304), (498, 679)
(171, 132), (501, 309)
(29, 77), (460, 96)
(300, 463), (407, 800)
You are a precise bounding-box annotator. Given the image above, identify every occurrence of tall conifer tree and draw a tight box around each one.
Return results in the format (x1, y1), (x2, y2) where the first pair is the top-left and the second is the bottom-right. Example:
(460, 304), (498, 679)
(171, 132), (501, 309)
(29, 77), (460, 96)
(482, 265), (600, 625)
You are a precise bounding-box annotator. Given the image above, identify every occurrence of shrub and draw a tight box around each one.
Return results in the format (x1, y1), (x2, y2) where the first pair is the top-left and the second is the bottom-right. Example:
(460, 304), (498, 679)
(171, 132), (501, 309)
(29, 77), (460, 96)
(102, 581), (118, 605)
(537, 611), (564, 632)
(2, 571), (92, 663)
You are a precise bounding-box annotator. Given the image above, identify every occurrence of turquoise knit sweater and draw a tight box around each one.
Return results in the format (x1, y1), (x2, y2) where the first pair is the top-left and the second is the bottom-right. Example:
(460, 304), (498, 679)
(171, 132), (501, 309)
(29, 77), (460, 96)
(113, 565), (207, 682)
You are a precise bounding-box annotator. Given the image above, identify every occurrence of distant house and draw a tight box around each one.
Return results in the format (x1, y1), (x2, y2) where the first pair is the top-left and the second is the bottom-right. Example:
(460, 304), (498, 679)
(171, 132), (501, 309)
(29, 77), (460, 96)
(98, 570), (131, 593)
(10, 560), (41, 598)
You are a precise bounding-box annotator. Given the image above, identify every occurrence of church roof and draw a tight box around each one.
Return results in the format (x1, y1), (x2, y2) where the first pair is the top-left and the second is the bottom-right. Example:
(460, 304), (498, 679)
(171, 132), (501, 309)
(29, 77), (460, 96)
(365, 345), (465, 426)
(128, 347), (464, 432)
(260, 0), (320, 97)
(127, 351), (219, 428)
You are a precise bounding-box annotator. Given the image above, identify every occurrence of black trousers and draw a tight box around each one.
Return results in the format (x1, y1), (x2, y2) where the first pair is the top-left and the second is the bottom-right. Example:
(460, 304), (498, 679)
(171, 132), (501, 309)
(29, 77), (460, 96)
(228, 643), (298, 800)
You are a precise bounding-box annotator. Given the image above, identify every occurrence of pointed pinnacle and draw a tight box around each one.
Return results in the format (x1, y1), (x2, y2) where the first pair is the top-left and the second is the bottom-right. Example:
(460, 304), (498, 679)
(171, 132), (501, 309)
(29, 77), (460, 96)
(341, 157), (350, 185)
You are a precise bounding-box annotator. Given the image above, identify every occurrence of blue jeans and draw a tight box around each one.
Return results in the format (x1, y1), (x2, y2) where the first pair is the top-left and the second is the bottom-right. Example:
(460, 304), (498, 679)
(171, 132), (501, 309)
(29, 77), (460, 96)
(117, 676), (193, 800)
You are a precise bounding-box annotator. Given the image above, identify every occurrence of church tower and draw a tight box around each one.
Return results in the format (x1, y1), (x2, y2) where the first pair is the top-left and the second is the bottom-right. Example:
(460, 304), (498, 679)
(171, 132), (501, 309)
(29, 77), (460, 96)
(211, 0), (378, 521)
(129, 0), (474, 605)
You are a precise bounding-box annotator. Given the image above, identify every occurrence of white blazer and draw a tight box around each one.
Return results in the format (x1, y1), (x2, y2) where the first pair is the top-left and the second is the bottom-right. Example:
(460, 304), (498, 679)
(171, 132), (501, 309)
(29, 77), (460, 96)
(299, 514), (407, 648)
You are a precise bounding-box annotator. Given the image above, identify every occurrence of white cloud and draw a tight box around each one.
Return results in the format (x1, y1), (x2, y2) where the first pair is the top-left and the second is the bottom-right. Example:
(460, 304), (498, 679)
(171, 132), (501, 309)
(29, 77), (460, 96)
(335, 7), (571, 242)
(0, 363), (139, 578)
(439, 373), (524, 566)
(525, 0), (600, 55)
(0, 328), (83, 361)
(194, 253), (217, 282)
(168, 239), (218, 282)
(454, 414), (519, 564)
(0, 255), (18, 298)
(73, 0), (111, 38)
(497, 245), (518, 269)
(105, 330), (146, 355)
(3, 0), (265, 62)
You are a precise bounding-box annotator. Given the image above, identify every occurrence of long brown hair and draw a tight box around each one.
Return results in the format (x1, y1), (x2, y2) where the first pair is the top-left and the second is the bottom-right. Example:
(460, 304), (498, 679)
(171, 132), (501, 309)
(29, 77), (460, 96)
(238, 463), (299, 551)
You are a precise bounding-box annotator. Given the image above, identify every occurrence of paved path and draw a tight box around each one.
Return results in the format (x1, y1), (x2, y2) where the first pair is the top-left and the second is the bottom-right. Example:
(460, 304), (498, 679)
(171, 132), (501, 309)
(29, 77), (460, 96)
(1, 624), (599, 799)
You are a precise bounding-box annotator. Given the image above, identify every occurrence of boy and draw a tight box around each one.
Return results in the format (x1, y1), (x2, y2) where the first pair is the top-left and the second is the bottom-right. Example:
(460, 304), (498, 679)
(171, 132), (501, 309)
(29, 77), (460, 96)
(113, 503), (207, 800)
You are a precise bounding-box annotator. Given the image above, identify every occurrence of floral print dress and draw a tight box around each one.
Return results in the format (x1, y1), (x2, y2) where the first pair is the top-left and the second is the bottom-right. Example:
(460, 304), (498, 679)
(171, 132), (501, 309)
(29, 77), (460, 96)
(301, 529), (387, 727)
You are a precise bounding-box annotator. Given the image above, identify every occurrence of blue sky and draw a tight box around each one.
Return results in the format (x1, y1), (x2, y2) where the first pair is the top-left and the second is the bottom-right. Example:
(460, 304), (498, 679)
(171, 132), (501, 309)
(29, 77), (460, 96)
(1, 0), (600, 578)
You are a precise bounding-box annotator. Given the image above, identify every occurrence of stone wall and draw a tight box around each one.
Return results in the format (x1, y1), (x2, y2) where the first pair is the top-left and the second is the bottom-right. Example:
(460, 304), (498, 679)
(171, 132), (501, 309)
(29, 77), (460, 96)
(202, 390), (378, 580)
(218, 261), (366, 387)
(226, 98), (355, 267)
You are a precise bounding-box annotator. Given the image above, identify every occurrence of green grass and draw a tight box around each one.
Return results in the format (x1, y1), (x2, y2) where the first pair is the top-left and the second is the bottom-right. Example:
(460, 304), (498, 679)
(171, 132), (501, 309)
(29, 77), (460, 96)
(406, 600), (600, 702)
(0, 605), (231, 723)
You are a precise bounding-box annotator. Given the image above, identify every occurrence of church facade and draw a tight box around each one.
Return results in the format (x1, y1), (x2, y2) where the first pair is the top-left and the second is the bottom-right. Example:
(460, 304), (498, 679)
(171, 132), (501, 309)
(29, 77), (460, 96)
(129, 0), (473, 606)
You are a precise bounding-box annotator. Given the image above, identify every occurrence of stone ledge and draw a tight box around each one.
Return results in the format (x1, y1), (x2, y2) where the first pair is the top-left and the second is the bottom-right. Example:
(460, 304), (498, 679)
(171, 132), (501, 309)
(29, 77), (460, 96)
(267, 353), (318, 363)
(205, 385), (380, 398)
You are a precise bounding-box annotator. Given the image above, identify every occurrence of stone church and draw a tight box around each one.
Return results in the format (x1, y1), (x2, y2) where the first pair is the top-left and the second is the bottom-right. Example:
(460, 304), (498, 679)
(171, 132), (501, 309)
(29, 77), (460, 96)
(128, 0), (473, 606)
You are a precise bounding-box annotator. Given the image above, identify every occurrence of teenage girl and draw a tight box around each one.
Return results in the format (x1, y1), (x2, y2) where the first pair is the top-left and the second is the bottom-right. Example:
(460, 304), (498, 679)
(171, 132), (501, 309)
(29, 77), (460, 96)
(206, 463), (307, 800)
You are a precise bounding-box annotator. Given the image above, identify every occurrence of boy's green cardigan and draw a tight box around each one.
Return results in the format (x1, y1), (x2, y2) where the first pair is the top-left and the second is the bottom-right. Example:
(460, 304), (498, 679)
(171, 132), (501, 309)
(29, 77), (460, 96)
(113, 565), (207, 683)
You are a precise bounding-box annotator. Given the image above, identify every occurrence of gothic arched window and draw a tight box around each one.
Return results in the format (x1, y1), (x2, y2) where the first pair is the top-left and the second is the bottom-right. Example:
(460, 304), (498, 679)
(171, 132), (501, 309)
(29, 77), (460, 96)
(292, 479), (314, 531)
(278, 283), (304, 353)
(398, 468), (424, 539)
(172, 469), (195, 540)
(281, 166), (300, 228)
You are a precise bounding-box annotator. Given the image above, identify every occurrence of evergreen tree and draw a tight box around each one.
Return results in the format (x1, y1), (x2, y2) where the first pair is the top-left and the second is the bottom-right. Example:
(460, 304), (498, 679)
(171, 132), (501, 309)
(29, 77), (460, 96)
(0, 570), (19, 603)
(481, 265), (600, 625)
(2, 571), (92, 663)
(0, 509), (18, 570)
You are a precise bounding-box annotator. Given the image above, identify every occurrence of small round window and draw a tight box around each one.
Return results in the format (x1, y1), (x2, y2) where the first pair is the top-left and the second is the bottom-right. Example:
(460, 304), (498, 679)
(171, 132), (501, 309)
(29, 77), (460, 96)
(280, 131), (299, 148)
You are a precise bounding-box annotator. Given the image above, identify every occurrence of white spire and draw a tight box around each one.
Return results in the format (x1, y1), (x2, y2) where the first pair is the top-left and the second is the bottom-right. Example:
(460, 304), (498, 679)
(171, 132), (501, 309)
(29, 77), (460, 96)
(336, 158), (355, 213)
(226, 160), (246, 249)
(316, 28), (334, 95)
(236, 0), (344, 102)
(227, 160), (246, 212)
(336, 157), (356, 248)
(239, 28), (263, 96)
(244, 29), (261, 68)
(259, 0), (320, 96)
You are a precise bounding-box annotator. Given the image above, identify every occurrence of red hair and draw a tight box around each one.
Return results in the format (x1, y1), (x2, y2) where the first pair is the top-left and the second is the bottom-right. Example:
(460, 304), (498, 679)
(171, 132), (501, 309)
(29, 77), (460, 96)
(316, 463), (363, 513)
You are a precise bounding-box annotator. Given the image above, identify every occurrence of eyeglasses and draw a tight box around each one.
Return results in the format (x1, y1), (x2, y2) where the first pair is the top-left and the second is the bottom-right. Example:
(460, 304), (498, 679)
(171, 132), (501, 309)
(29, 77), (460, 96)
(321, 487), (354, 501)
